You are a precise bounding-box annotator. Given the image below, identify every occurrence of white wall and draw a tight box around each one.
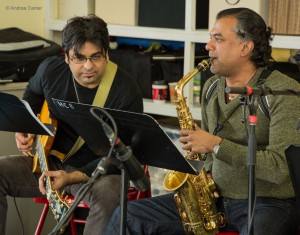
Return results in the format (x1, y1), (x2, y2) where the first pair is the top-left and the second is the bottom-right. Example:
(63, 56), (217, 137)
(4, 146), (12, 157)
(0, 0), (44, 37)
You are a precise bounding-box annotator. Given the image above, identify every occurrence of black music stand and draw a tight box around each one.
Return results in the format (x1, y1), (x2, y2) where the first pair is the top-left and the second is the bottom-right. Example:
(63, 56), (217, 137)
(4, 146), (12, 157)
(0, 92), (54, 135)
(52, 98), (202, 235)
(52, 98), (200, 174)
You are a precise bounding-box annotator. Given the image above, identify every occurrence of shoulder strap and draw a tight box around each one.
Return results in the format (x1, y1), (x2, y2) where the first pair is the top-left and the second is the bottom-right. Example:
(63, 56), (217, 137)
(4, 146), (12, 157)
(257, 69), (272, 119)
(205, 79), (219, 103)
(63, 61), (118, 160)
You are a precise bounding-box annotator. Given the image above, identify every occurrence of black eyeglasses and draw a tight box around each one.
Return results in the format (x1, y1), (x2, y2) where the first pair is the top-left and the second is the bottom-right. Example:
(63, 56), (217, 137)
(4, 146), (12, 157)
(70, 54), (105, 64)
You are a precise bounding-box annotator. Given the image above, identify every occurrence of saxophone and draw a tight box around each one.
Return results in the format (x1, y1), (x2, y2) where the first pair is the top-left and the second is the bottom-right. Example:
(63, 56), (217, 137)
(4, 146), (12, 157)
(163, 59), (225, 235)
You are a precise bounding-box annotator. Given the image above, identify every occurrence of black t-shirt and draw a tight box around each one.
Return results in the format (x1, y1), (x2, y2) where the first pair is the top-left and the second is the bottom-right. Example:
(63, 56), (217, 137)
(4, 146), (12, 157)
(23, 55), (143, 175)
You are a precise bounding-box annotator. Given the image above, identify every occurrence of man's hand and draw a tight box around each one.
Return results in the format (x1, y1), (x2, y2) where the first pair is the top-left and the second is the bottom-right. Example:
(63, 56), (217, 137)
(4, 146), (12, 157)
(39, 170), (70, 194)
(15, 132), (35, 156)
(39, 170), (89, 195)
(179, 125), (222, 158)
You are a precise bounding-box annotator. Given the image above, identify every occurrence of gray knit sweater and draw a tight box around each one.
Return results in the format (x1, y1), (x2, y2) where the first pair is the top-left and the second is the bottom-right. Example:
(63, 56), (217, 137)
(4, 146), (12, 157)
(201, 67), (300, 199)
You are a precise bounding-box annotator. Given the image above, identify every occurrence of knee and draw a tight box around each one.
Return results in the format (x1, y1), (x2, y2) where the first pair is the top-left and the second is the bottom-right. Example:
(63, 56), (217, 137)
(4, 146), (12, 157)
(96, 175), (121, 192)
(88, 175), (121, 201)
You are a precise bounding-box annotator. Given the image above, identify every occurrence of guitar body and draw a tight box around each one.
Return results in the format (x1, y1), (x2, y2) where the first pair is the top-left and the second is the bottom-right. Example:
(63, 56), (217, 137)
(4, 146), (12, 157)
(32, 101), (70, 223)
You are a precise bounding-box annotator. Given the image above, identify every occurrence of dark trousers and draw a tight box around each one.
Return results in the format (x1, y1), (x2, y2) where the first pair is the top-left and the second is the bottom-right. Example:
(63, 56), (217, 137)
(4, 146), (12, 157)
(104, 193), (298, 235)
(0, 155), (121, 235)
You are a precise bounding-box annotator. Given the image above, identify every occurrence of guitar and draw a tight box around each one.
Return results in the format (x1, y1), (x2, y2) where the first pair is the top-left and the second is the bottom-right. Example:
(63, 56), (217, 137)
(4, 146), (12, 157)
(31, 101), (70, 223)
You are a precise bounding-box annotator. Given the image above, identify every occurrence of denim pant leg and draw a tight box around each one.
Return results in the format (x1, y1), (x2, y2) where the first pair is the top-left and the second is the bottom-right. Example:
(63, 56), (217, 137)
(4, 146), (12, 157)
(0, 155), (43, 235)
(104, 193), (185, 235)
(221, 197), (298, 235)
(66, 174), (121, 235)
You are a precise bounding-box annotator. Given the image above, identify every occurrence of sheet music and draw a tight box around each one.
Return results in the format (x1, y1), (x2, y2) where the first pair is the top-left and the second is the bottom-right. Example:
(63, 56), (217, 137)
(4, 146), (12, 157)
(21, 100), (54, 136)
(0, 92), (54, 136)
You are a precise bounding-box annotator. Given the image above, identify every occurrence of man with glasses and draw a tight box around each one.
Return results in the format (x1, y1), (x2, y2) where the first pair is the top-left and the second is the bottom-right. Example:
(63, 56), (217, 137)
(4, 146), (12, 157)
(0, 15), (143, 235)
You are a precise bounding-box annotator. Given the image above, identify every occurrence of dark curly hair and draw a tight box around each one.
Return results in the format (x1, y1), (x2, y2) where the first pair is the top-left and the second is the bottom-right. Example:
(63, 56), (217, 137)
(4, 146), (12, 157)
(216, 8), (273, 67)
(62, 14), (109, 58)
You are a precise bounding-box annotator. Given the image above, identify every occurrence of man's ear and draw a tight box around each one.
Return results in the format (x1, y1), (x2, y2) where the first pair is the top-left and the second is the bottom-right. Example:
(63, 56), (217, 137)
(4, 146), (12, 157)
(241, 41), (254, 57)
(65, 53), (69, 64)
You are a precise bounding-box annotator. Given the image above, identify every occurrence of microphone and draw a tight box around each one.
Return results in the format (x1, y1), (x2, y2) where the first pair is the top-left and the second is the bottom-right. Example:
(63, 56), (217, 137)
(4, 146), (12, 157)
(100, 116), (151, 192)
(225, 86), (300, 96)
(225, 86), (253, 96)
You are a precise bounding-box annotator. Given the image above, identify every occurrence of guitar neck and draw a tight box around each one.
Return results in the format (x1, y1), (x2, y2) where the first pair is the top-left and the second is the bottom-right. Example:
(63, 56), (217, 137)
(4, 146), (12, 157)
(36, 136), (51, 192)
(35, 135), (70, 222)
(34, 101), (70, 223)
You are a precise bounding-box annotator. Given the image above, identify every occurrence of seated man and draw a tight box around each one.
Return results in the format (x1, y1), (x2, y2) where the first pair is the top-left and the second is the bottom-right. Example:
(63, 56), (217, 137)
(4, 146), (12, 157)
(0, 15), (143, 235)
(104, 7), (300, 235)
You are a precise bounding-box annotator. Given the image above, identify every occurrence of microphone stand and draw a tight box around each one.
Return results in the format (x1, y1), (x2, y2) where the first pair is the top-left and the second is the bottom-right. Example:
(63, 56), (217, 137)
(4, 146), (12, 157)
(120, 168), (129, 235)
(226, 85), (300, 235)
(245, 94), (259, 235)
(89, 106), (151, 235)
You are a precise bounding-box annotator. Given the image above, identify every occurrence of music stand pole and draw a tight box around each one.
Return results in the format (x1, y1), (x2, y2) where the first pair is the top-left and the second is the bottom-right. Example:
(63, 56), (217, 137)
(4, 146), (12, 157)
(246, 94), (259, 235)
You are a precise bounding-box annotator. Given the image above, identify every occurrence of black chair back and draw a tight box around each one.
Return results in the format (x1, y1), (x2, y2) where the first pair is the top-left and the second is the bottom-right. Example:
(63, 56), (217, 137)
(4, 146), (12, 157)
(285, 144), (300, 218)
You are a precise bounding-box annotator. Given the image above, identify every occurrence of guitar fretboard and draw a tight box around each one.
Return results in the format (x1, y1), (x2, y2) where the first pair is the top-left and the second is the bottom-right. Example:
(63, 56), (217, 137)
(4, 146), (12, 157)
(35, 136), (70, 222)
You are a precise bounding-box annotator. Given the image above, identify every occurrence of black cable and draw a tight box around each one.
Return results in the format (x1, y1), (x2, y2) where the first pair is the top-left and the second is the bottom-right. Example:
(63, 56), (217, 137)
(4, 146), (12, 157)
(13, 196), (25, 235)
(240, 96), (249, 138)
(90, 107), (118, 147)
(248, 194), (257, 235)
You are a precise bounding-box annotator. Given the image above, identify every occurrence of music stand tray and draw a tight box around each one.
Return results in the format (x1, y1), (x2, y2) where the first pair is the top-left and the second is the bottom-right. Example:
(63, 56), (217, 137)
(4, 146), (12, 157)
(52, 98), (202, 174)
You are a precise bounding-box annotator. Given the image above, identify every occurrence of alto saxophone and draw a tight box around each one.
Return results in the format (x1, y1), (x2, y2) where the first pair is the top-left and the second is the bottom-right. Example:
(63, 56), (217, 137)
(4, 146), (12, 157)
(163, 59), (225, 235)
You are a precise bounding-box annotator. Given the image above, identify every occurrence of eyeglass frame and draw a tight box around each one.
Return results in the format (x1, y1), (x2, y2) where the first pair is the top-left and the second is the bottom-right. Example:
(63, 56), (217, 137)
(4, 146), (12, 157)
(69, 52), (106, 64)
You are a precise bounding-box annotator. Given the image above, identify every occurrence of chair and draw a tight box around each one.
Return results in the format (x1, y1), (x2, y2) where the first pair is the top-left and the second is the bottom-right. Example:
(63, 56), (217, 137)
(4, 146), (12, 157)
(285, 144), (300, 215)
(34, 165), (151, 235)
(285, 144), (300, 235)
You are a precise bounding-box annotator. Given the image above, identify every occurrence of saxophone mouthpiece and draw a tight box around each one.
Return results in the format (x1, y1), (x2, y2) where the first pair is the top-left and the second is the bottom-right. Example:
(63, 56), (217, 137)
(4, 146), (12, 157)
(196, 58), (211, 72)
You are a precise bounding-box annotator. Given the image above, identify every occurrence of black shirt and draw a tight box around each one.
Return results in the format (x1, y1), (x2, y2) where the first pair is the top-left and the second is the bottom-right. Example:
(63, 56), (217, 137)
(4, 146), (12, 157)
(23, 55), (143, 175)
